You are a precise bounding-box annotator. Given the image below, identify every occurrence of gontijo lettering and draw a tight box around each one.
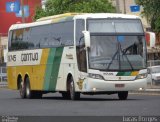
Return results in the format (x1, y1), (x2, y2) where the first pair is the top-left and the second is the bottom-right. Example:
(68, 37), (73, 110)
(21, 52), (38, 62)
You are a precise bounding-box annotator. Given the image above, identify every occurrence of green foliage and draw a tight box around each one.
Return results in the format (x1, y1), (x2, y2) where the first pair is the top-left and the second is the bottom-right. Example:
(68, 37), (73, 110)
(155, 17), (160, 33)
(34, 7), (47, 20)
(136, 0), (160, 32)
(34, 0), (116, 20)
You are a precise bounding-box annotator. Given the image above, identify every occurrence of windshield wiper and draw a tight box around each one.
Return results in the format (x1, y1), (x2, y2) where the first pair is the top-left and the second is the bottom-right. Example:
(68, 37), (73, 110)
(107, 42), (120, 70)
(122, 53), (134, 71)
(120, 44), (134, 71)
(107, 42), (134, 71)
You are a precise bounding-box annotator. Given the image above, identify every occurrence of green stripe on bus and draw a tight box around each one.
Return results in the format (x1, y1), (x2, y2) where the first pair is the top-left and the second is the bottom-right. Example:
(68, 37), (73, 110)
(124, 72), (131, 76)
(117, 72), (131, 76)
(49, 47), (63, 90)
(43, 47), (63, 91)
(117, 72), (124, 76)
(44, 48), (56, 90)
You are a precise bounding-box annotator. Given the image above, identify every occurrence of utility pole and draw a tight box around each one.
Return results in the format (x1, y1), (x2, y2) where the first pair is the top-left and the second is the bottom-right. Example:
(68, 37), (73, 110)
(116, 0), (120, 13)
(123, 0), (126, 14)
(21, 0), (25, 23)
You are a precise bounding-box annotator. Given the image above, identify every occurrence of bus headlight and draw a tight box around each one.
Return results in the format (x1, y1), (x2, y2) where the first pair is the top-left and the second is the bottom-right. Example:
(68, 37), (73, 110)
(136, 73), (148, 79)
(88, 73), (104, 80)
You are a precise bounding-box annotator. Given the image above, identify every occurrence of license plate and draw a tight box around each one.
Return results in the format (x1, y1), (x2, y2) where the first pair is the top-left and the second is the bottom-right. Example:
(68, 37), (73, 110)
(115, 84), (125, 88)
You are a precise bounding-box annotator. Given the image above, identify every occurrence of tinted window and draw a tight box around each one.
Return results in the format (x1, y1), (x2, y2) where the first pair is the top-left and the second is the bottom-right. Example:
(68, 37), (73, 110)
(10, 29), (27, 50)
(76, 19), (87, 72)
(40, 21), (74, 47)
(76, 19), (85, 46)
(9, 21), (74, 51)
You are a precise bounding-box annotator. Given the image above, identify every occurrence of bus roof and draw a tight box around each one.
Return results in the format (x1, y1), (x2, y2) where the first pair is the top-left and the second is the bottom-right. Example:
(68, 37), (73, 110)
(36, 13), (140, 21)
(9, 13), (140, 31)
(74, 13), (140, 20)
(36, 13), (81, 22)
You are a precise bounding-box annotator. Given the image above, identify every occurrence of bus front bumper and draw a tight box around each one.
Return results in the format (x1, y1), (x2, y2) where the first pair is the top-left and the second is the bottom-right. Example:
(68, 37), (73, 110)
(81, 78), (147, 93)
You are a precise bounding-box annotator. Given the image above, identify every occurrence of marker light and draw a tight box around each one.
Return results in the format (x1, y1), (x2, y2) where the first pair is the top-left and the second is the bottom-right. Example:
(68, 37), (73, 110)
(93, 88), (96, 91)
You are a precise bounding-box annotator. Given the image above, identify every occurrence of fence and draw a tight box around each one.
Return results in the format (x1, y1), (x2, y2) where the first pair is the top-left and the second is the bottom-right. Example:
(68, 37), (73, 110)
(0, 66), (7, 87)
(0, 34), (7, 87)
(148, 60), (160, 67)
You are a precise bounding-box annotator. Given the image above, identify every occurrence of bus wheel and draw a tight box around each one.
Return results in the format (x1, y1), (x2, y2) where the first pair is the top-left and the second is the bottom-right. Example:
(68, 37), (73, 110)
(25, 77), (42, 99)
(19, 81), (26, 99)
(69, 77), (80, 100)
(118, 91), (128, 100)
(25, 77), (33, 99)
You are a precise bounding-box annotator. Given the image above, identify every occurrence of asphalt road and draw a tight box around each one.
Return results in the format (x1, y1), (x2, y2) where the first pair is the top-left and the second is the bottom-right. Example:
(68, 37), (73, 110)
(0, 88), (160, 116)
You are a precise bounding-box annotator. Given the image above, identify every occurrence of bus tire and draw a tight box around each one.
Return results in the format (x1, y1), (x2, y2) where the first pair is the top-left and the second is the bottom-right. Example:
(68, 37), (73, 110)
(25, 77), (43, 99)
(118, 91), (128, 100)
(19, 81), (26, 99)
(25, 77), (34, 99)
(69, 77), (80, 100)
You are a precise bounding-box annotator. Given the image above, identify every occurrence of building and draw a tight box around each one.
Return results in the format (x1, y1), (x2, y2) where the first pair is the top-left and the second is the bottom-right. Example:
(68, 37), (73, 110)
(0, 0), (41, 35)
(41, 0), (47, 9)
(0, 0), (42, 64)
(110, 0), (149, 29)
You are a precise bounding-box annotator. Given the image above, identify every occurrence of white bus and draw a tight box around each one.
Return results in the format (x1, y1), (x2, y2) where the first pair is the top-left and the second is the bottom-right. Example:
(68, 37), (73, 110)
(7, 13), (147, 100)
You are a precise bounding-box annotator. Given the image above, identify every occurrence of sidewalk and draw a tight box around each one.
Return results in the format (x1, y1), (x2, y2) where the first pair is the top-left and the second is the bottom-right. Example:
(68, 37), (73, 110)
(144, 84), (160, 94)
(131, 83), (160, 94)
(129, 88), (160, 95)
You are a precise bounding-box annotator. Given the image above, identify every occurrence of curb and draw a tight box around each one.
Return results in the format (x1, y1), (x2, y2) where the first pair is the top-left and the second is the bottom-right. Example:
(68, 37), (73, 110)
(146, 89), (160, 92)
(129, 89), (160, 95)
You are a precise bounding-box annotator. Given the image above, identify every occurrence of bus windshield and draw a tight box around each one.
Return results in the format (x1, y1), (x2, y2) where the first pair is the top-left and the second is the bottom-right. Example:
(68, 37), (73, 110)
(88, 35), (147, 71)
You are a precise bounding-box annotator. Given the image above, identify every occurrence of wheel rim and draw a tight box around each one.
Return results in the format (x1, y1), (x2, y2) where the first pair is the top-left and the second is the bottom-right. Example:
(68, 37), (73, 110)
(26, 84), (30, 96)
(20, 84), (23, 96)
(20, 82), (25, 97)
(70, 81), (74, 99)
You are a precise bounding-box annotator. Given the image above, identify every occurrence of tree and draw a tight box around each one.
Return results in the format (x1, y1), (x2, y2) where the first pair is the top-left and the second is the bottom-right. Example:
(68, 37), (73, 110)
(34, 0), (116, 20)
(136, 0), (160, 33)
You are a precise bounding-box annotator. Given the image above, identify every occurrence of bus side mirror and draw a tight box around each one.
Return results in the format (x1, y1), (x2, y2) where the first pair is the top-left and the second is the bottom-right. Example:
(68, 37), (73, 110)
(83, 31), (90, 48)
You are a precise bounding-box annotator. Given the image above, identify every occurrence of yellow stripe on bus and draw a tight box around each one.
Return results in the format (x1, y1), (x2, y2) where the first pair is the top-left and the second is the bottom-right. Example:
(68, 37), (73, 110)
(7, 49), (50, 90)
(37, 49), (50, 90)
(131, 71), (139, 76)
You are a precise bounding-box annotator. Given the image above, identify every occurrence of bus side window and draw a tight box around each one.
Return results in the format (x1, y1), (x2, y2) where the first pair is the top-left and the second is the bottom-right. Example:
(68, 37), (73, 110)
(76, 19), (87, 72)
(78, 37), (87, 72)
